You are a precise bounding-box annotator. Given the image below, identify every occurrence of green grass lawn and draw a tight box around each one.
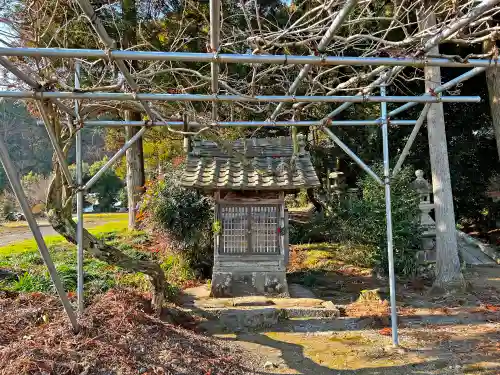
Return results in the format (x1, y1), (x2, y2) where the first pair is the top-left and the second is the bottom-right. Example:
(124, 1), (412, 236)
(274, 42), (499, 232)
(0, 212), (128, 229)
(0, 217), (193, 299)
(0, 220), (129, 257)
(0, 217), (154, 297)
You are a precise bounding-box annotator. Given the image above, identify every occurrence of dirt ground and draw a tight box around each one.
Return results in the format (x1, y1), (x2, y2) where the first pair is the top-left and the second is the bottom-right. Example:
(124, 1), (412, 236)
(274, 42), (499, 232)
(216, 323), (500, 375)
(203, 247), (500, 375)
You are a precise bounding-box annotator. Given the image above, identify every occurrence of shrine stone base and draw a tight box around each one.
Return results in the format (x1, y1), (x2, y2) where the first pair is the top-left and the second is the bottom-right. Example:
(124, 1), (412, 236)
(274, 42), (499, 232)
(211, 270), (289, 298)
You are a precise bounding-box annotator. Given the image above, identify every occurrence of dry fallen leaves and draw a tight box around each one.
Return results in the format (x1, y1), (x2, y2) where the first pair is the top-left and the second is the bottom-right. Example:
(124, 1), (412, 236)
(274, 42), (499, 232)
(0, 289), (252, 375)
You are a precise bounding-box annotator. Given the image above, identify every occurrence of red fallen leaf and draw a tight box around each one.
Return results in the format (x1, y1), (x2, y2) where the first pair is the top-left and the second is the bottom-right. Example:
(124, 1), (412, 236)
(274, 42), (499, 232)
(485, 305), (500, 312)
(379, 327), (392, 336)
(67, 291), (76, 298)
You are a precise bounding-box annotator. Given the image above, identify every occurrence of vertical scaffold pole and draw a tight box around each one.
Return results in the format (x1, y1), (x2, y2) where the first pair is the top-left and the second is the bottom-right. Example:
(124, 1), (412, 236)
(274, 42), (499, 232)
(0, 135), (79, 332)
(380, 84), (399, 346)
(75, 61), (84, 314)
(209, 0), (220, 120)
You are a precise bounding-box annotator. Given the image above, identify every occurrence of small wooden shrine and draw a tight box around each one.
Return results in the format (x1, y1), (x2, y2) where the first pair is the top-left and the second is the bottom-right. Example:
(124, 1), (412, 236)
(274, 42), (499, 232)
(181, 135), (320, 297)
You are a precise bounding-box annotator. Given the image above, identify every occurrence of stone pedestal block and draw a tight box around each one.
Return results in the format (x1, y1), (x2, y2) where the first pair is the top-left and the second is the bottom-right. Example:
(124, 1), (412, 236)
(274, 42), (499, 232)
(211, 271), (289, 298)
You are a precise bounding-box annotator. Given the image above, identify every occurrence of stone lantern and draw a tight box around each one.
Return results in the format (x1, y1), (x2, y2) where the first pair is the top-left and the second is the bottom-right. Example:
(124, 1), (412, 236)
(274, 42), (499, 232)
(411, 170), (436, 262)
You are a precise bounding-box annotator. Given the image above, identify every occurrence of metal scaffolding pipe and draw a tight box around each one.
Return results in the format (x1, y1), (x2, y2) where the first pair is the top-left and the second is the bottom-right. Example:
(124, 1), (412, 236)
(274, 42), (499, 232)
(79, 119), (418, 127)
(389, 67), (486, 117)
(82, 126), (147, 191)
(0, 56), (74, 116)
(392, 104), (431, 177)
(270, 0), (359, 120)
(75, 0), (158, 123)
(314, 65), (482, 129)
(304, 0), (492, 127)
(321, 67), (400, 122)
(0, 91), (481, 103)
(1, 47), (499, 68)
(75, 62), (84, 314)
(76, 0), (114, 46)
(0, 134), (79, 332)
(322, 127), (383, 185)
(381, 85), (399, 347)
(209, 0), (220, 119)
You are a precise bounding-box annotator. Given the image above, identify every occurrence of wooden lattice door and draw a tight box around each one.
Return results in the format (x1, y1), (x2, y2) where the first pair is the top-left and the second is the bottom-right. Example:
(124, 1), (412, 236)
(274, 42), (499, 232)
(219, 204), (281, 254)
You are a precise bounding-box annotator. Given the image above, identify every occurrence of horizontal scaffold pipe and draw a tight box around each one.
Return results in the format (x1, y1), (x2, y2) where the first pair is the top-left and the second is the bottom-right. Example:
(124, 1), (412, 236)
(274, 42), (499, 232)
(77, 119), (418, 127)
(0, 47), (498, 69)
(389, 67), (486, 117)
(0, 91), (482, 103)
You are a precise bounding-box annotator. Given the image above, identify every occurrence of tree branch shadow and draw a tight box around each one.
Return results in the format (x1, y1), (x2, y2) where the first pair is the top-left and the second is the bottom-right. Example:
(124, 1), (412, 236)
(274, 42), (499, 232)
(217, 329), (500, 375)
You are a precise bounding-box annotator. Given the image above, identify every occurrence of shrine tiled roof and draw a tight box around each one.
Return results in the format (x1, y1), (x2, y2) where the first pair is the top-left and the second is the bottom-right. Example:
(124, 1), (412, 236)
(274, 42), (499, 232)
(181, 136), (320, 191)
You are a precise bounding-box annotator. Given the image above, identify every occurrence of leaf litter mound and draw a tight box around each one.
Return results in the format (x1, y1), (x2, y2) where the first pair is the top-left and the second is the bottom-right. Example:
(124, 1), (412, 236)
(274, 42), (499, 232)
(0, 289), (254, 375)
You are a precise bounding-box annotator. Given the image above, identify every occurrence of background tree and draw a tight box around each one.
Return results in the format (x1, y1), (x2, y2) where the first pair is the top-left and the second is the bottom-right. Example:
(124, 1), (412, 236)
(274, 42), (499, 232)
(122, 0), (147, 230)
(483, 39), (500, 160)
(88, 158), (124, 211)
(21, 171), (52, 213)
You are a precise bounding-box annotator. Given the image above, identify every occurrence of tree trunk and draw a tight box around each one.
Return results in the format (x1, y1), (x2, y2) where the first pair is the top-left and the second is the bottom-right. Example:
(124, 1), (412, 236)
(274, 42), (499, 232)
(483, 39), (500, 161)
(122, 0), (145, 230)
(46, 166), (166, 311)
(307, 188), (323, 212)
(47, 208), (166, 309)
(43, 107), (166, 312)
(125, 111), (145, 229)
(418, 7), (465, 291)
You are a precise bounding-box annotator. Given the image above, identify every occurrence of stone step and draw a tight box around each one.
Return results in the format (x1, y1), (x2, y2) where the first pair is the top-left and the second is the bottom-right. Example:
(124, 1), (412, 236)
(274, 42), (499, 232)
(193, 305), (341, 332)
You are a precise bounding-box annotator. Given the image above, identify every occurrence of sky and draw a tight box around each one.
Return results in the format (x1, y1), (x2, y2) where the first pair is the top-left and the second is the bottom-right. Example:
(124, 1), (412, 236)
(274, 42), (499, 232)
(0, 21), (14, 47)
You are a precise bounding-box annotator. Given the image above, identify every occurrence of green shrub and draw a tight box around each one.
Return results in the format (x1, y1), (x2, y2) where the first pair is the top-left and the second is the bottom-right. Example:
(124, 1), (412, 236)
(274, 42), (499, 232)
(55, 263), (78, 291)
(285, 190), (309, 208)
(160, 254), (196, 285)
(289, 213), (333, 244)
(290, 165), (421, 276)
(347, 165), (421, 275)
(141, 167), (214, 277)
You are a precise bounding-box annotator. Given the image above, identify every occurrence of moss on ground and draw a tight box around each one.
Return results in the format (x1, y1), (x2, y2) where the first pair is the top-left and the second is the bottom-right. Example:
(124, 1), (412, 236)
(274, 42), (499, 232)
(261, 331), (424, 371)
(292, 242), (375, 270)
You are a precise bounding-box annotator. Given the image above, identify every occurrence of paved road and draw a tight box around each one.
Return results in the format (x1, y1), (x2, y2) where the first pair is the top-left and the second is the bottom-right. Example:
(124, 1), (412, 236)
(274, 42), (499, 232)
(0, 219), (122, 247)
(0, 225), (58, 247)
